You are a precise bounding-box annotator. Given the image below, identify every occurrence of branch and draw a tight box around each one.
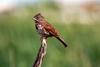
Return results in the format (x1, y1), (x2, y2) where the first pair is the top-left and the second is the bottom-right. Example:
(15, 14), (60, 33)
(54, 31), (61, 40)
(33, 37), (47, 67)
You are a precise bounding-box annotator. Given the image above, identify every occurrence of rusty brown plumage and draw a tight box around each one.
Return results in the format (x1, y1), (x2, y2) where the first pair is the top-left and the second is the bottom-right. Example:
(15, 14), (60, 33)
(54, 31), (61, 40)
(33, 13), (68, 47)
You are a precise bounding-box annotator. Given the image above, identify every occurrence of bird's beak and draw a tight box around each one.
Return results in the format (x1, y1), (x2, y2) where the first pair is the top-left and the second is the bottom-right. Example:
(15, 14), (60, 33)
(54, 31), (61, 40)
(33, 18), (39, 22)
(33, 18), (36, 20)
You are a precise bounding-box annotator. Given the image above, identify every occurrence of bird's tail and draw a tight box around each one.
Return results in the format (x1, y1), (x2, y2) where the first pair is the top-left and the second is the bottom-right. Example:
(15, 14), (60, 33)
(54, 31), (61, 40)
(55, 36), (68, 47)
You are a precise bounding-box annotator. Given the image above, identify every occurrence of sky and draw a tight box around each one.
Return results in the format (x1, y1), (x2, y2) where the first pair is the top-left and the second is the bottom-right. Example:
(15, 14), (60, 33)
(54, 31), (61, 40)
(0, 0), (100, 5)
(0, 0), (100, 12)
(56, 0), (100, 4)
(0, 0), (36, 12)
(0, 0), (36, 6)
(0, 0), (100, 6)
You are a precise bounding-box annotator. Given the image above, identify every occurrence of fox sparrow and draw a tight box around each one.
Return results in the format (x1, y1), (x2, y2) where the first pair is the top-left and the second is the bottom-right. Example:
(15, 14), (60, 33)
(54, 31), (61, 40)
(33, 13), (68, 47)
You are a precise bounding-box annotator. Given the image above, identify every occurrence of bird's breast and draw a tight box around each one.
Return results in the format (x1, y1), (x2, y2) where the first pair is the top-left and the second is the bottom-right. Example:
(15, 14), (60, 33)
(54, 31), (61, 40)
(36, 24), (50, 37)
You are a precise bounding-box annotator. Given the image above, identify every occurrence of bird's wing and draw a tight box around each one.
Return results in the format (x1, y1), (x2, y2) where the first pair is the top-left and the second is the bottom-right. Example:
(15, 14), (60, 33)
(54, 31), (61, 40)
(42, 22), (58, 36)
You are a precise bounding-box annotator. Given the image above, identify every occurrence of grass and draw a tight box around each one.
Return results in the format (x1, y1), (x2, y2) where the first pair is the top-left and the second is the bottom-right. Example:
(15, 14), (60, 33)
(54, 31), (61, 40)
(0, 4), (100, 67)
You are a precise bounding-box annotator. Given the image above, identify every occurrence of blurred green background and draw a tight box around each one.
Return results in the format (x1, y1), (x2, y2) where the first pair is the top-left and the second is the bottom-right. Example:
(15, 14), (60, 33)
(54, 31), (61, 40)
(0, 0), (100, 67)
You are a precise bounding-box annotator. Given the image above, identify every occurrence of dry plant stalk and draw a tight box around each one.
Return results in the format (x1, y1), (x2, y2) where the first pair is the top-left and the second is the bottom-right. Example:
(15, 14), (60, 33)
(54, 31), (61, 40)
(33, 37), (47, 67)
(33, 13), (68, 67)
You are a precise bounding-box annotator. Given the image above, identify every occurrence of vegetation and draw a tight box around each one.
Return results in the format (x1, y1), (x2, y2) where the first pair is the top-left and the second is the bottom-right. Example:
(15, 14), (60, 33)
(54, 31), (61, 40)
(0, 3), (100, 67)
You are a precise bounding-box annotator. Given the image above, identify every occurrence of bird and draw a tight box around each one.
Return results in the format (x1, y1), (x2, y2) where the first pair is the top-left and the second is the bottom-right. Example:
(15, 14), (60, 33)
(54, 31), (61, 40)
(32, 13), (68, 47)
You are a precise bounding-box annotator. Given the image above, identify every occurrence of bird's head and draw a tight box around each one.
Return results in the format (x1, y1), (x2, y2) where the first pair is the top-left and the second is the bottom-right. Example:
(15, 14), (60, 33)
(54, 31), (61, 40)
(33, 13), (44, 22)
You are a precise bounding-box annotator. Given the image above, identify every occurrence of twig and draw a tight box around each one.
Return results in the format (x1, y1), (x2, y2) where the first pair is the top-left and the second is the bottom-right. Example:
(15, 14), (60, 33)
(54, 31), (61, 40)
(33, 37), (47, 67)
